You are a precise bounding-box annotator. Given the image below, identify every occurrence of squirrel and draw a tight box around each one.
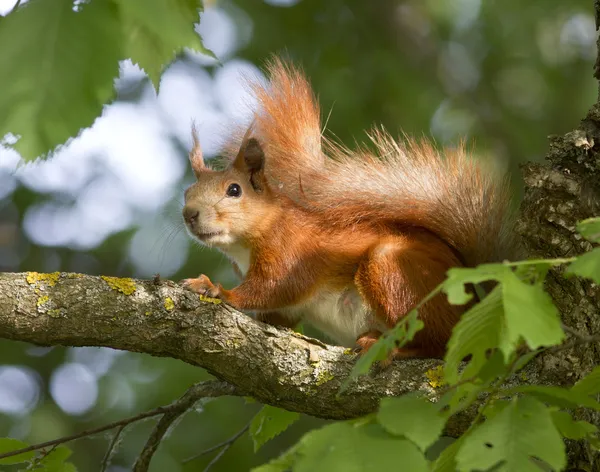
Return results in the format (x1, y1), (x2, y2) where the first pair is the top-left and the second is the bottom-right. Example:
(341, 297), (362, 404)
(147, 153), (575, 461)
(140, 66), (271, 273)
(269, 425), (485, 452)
(181, 58), (517, 359)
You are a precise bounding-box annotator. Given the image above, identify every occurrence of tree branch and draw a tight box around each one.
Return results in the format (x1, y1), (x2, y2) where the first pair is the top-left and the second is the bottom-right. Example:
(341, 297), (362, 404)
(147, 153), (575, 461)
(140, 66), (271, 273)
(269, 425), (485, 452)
(0, 271), (449, 423)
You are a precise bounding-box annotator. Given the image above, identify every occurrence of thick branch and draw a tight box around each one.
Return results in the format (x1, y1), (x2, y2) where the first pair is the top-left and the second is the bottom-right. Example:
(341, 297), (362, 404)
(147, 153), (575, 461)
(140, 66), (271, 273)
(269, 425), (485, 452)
(0, 271), (456, 426)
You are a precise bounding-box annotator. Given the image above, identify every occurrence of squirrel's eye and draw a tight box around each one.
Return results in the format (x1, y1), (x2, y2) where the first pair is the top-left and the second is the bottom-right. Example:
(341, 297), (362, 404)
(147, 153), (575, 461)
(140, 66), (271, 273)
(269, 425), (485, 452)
(226, 183), (242, 197)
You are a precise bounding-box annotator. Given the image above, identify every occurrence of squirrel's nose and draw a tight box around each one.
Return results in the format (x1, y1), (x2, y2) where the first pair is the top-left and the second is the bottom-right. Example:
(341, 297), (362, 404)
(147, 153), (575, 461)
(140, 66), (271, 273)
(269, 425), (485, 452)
(183, 206), (199, 226)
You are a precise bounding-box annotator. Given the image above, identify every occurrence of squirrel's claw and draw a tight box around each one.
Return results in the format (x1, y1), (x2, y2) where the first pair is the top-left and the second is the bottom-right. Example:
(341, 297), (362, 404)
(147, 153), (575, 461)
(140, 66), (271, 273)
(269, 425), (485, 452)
(181, 274), (221, 299)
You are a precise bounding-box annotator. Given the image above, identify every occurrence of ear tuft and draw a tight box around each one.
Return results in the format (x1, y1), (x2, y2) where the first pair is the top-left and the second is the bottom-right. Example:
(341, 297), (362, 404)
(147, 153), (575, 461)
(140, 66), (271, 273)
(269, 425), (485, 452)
(189, 124), (205, 177)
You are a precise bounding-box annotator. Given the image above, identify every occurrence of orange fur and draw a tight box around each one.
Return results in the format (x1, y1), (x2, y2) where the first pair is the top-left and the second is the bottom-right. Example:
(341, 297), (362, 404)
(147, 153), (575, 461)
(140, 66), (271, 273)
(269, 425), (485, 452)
(181, 59), (518, 359)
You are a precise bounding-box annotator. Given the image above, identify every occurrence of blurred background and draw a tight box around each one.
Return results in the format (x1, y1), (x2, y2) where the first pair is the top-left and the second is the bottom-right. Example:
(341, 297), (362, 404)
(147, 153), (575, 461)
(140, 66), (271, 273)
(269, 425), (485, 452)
(0, 0), (596, 470)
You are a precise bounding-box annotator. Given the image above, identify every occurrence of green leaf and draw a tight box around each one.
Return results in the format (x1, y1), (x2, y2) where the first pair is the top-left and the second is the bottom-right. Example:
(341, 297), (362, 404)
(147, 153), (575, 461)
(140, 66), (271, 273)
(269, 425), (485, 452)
(444, 287), (504, 384)
(432, 436), (467, 472)
(0, 0), (122, 160)
(566, 248), (600, 284)
(295, 422), (428, 472)
(377, 393), (446, 451)
(250, 405), (300, 452)
(114, 0), (214, 89)
(252, 445), (298, 472)
(39, 446), (72, 466)
(577, 217), (600, 243)
(443, 264), (510, 305)
(502, 271), (564, 356)
(456, 397), (566, 472)
(443, 351), (506, 416)
(510, 385), (600, 411)
(511, 348), (542, 374)
(572, 365), (600, 396)
(36, 445), (75, 472)
(0, 438), (34, 465)
(551, 410), (597, 440)
(340, 310), (423, 391)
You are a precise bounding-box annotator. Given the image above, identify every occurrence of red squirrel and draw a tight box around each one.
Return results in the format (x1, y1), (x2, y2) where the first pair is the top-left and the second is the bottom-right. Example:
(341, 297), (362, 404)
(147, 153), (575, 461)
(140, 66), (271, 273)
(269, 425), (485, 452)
(181, 59), (517, 358)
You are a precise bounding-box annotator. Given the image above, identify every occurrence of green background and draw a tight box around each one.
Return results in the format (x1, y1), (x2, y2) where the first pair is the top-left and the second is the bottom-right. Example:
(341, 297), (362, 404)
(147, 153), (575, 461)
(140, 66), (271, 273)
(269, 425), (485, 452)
(0, 0), (595, 470)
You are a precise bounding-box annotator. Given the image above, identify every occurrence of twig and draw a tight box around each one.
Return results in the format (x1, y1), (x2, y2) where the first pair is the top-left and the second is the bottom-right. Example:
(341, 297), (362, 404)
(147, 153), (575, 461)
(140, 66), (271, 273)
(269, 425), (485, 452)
(182, 420), (252, 467)
(101, 425), (126, 472)
(133, 381), (239, 472)
(550, 324), (600, 353)
(0, 380), (240, 463)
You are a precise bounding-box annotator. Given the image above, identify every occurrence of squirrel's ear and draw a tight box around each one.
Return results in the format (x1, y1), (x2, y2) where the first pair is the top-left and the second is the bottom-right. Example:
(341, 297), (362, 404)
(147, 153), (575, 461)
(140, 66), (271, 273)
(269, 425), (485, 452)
(235, 138), (266, 192)
(189, 125), (205, 177)
(243, 138), (265, 174)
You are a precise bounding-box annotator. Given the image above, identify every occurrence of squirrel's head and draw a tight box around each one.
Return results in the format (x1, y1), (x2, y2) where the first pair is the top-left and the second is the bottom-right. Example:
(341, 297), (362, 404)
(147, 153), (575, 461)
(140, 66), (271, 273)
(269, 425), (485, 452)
(182, 128), (278, 248)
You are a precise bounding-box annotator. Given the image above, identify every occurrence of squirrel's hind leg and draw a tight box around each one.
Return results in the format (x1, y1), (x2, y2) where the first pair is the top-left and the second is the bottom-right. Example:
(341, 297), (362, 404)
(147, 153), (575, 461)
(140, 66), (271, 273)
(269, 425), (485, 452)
(354, 235), (463, 360)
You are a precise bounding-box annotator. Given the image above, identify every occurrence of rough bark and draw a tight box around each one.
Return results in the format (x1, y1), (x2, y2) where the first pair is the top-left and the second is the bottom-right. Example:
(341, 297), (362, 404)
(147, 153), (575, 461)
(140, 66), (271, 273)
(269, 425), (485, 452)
(0, 272), (452, 423)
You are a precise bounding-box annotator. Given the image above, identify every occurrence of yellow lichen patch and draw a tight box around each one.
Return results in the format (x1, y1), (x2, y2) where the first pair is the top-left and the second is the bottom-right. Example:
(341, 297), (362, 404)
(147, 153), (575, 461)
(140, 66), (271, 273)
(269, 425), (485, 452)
(343, 348), (355, 355)
(47, 309), (62, 318)
(425, 365), (446, 389)
(315, 371), (334, 386)
(145, 311), (151, 316)
(37, 295), (50, 307)
(26, 272), (60, 287)
(101, 276), (136, 295)
(164, 297), (175, 311)
(199, 294), (221, 304)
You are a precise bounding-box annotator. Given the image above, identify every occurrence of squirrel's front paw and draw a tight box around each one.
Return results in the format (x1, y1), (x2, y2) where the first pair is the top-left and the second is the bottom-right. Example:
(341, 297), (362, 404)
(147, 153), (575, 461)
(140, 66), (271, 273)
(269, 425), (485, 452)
(181, 274), (221, 298)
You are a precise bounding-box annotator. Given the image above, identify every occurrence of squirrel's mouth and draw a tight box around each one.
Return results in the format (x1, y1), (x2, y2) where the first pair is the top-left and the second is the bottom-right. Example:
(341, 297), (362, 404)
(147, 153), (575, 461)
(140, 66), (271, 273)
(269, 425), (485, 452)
(194, 230), (224, 241)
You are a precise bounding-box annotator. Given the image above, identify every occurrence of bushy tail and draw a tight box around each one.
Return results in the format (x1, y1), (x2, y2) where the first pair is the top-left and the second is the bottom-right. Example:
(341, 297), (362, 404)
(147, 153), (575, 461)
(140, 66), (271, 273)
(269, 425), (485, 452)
(309, 131), (518, 266)
(232, 58), (518, 267)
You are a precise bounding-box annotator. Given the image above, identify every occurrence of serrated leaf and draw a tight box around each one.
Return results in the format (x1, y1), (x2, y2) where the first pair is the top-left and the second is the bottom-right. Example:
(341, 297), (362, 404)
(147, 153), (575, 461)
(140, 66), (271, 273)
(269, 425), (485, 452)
(456, 397), (566, 472)
(572, 365), (600, 396)
(444, 287), (504, 384)
(551, 410), (597, 440)
(502, 271), (564, 356)
(577, 217), (600, 243)
(0, 438), (34, 465)
(566, 248), (600, 284)
(294, 422), (429, 472)
(443, 264), (510, 305)
(250, 405), (300, 452)
(115, 0), (214, 89)
(0, 0), (122, 160)
(340, 311), (423, 391)
(510, 385), (600, 411)
(377, 393), (446, 451)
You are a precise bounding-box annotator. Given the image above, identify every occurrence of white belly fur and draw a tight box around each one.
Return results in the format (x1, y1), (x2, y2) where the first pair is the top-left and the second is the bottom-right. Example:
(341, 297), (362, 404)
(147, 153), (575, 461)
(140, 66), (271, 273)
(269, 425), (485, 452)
(220, 243), (251, 276)
(286, 288), (374, 347)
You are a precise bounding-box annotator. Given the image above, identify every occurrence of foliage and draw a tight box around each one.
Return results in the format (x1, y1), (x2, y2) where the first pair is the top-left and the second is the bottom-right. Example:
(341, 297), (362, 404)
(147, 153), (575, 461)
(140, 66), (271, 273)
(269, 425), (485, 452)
(0, 440), (75, 471)
(250, 406), (300, 452)
(0, 0), (211, 161)
(254, 217), (600, 471)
